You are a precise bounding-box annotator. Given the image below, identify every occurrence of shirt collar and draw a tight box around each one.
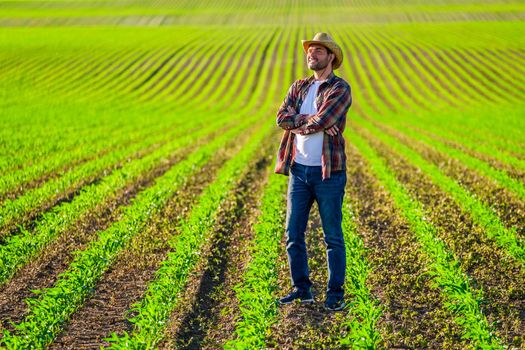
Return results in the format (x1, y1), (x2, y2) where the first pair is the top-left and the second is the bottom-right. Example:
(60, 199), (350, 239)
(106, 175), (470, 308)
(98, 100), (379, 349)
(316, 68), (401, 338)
(306, 71), (336, 87)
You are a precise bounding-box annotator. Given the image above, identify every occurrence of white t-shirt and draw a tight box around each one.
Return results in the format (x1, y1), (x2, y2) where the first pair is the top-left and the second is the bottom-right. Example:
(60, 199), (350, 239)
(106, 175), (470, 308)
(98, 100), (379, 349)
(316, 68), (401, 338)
(294, 80), (325, 166)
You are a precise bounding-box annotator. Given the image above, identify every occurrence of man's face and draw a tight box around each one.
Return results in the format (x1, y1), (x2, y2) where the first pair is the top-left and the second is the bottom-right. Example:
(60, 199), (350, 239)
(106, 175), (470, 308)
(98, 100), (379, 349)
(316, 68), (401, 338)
(306, 44), (333, 71)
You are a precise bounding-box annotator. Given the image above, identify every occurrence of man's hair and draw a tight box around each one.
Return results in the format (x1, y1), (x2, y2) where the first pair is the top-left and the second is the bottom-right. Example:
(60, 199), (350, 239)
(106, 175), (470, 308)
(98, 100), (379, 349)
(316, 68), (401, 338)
(326, 47), (334, 64)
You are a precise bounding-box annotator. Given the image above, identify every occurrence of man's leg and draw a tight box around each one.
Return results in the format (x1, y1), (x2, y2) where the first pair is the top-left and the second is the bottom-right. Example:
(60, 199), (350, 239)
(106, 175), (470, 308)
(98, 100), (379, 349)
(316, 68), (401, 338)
(313, 170), (347, 301)
(285, 163), (315, 293)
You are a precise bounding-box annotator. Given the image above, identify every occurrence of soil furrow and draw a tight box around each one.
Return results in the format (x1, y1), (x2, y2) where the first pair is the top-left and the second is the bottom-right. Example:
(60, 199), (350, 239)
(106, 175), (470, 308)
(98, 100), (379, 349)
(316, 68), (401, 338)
(344, 33), (397, 113)
(0, 146), (191, 334)
(412, 46), (479, 104)
(356, 123), (525, 348)
(369, 118), (525, 239)
(0, 124), (227, 335)
(159, 134), (277, 350)
(385, 39), (459, 108)
(459, 48), (525, 97)
(45, 118), (259, 348)
(354, 33), (412, 113)
(439, 48), (507, 102)
(344, 137), (466, 349)
(0, 127), (179, 239)
(372, 31), (466, 107)
(362, 31), (434, 110)
(405, 123), (525, 185)
(48, 149), (230, 349)
(0, 124), (165, 203)
(337, 31), (382, 115)
(429, 47), (497, 103)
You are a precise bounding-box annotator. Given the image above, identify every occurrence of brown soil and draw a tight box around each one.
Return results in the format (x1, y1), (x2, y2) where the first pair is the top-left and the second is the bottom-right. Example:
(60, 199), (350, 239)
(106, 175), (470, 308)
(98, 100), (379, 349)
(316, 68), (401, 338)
(159, 134), (278, 350)
(354, 33), (414, 114)
(339, 32), (382, 115)
(49, 151), (227, 349)
(344, 32), (398, 114)
(0, 124), (228, 336)
(47, 124), (256, 349)
(355, 122), (525, 348)
(427, 47), (495, 103)
(458, 48), (525, 98)
(362, 31), (434, 111)
(0, 123), (166, 203)
(369, 118), (525, 239)
(404, 123), (525, 185)
(0, 124), (186, 239)
(410, 45), (479, 105)
(344, 134), (466, 349)
(0, 147), (188, 335)
(439, 48), (506, 102)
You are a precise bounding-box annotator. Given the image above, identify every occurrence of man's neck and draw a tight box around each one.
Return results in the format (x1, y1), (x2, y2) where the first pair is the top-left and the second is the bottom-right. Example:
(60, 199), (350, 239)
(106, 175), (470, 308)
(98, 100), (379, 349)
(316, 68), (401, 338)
(313, 68), (333, 81)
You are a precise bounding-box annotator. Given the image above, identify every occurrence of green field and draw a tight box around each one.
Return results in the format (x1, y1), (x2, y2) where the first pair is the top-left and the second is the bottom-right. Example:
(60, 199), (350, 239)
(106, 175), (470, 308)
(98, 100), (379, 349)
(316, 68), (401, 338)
(0, 0), (524, 349)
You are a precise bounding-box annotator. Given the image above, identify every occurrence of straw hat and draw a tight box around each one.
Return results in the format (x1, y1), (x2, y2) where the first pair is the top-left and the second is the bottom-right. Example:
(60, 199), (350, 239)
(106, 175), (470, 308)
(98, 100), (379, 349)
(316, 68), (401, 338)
(302, 32), (343, 70)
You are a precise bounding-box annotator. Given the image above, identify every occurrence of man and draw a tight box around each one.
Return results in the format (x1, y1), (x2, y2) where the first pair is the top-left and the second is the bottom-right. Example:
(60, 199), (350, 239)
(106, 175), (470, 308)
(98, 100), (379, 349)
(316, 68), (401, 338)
(275, 32), (352, 311)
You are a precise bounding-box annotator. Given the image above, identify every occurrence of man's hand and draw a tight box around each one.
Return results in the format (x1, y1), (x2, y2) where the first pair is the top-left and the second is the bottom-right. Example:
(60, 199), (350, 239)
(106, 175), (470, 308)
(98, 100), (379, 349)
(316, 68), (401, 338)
(288, 106), (304, 134)
(325, 124), (339, 136)
(291, 124), (306, 135)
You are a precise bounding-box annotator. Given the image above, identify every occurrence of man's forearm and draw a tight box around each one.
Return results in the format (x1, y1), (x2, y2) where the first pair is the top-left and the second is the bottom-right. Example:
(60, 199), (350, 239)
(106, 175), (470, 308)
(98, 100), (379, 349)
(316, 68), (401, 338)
(277, 111), (310, 130)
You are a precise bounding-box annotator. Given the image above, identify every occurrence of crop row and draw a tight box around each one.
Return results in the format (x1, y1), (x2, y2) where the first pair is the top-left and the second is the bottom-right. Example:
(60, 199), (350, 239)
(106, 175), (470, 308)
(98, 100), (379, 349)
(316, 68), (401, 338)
(350, 123), (524, 347)
(347, 126), (504, 348)
(105, 112), (274, 349)
(0, 111), (261, 348)
(353, 115), (524, 265)
(0, 111), (238, 287)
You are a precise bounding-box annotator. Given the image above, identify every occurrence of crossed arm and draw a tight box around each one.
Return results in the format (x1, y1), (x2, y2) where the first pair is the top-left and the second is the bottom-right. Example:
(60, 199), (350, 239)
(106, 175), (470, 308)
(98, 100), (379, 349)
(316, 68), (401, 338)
(276, 82), (352, 136)
(285, 106), (340, 136)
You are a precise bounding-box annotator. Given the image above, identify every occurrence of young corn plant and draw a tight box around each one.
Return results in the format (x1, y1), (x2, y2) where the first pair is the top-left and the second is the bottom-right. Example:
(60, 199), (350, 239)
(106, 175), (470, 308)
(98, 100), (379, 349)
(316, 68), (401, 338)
(224, 168), (287, 349)
(355, 115), (524, 266)
(338, 201), (383, 349)
(0, 117), (255, 349)
(105, 118), (273, 349)
(0, 112), (234, 287)
(348, 127), (504, 349)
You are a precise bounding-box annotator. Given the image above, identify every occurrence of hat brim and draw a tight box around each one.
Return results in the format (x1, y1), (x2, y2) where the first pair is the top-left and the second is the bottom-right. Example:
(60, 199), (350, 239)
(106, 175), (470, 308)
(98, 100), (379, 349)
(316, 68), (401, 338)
(302, 40), (343, 69)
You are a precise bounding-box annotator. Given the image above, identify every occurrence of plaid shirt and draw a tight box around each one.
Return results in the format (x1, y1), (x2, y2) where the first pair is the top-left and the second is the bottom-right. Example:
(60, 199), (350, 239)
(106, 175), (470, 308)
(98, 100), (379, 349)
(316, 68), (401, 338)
(274, 72), (352, 180)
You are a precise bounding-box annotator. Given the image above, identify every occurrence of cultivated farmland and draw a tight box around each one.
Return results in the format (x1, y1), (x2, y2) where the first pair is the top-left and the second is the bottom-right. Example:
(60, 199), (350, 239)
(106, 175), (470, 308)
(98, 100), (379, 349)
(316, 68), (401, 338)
(0, 0), (524, 349)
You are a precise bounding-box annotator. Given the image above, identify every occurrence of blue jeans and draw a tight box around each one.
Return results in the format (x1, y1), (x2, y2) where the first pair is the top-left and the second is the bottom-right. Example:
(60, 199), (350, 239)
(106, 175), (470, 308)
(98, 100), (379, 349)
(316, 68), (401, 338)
(285, 162), (347, 299)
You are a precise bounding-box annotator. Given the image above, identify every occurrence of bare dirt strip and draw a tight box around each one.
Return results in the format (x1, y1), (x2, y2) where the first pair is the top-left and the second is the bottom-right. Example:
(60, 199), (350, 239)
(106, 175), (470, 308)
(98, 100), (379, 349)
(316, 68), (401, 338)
(0, 123), (166, 203)
(158, 134), (279, 350)
(0, 126), (227, 336)
(457, 48), (525, 98)
(343, 32), (398, 114)
(369, 118), (525, 240)
(343, 138), (466, 349)
(404, 123), (525, 188)
(338, 33), (382, 116)
(354, 33), (415, 114)
(47, 126), (257, 349)
(427, 47), (497, 104)
(0, 124), (179, 239)
(439, 48), (509, 103)
(356, 122), (525, 348)
(361, 31), (433, 111)
(410, 45), (480, 105)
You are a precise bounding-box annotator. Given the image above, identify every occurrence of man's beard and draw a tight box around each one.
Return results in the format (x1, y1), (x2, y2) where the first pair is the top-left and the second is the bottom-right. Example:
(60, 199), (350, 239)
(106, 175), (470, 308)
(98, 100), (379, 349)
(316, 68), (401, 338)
(307, 58), (329, 71)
